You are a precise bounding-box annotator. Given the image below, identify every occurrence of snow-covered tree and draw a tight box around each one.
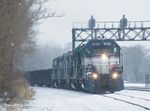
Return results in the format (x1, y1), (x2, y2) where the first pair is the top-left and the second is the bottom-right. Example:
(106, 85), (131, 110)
(123, 45), (150, 83)
(23, 43), (63, 71)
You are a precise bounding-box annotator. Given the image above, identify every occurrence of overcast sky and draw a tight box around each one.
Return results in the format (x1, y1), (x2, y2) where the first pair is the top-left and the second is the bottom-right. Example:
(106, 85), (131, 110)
(37, 0), (150, 48)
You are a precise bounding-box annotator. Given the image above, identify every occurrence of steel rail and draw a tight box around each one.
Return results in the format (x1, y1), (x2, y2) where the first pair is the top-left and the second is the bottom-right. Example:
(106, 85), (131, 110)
(115, 93), (150, 102)
(103, 95), (150, 110)
(125, 87), (150, 92)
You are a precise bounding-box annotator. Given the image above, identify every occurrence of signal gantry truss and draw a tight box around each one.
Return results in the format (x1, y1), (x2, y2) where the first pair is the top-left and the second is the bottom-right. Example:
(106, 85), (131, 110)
(72, 21), (150, 50)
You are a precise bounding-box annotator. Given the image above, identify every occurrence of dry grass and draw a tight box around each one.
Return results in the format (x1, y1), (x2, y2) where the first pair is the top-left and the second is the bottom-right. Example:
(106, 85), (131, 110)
(10, 76), (35, 103)
(0, 70), (35, 104)
(3, 104), (22, 111)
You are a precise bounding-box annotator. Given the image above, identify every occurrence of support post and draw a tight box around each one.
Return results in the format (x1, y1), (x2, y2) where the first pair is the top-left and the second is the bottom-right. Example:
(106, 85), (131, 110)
(145, 74), (150, 88)
(72, 29), (75, 51)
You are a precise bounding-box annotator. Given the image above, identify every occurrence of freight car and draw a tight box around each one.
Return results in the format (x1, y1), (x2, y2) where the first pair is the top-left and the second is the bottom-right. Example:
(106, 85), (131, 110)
(27, 69), (52, 87)
(52, 39), (124, 93)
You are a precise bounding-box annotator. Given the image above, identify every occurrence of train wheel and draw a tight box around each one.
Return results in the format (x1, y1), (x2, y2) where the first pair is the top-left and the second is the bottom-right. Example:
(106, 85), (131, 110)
(68, 80), (74, 89)
(110, 90), (114, 93)
(71, 82), (76, 89)
(81, 83), (85, 89)
(53, 80), (59, 88)
(61, 80), (67, 89)
(80, 81), (87, 92)
(70, 81), (76, 90)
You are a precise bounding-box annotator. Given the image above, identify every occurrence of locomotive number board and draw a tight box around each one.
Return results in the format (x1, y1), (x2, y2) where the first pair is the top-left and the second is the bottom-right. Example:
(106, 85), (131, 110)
(91, 42), (112, 47)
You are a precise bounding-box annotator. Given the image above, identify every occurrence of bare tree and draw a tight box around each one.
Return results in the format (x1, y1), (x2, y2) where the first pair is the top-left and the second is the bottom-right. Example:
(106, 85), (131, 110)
(22, 43), (63, 71)
(0, 0), (57, 103)
(123, 45), (150, 83)
(22, 41), (73, 71)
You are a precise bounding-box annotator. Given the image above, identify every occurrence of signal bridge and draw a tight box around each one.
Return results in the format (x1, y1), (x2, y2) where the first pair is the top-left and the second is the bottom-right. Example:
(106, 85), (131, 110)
(72, 21), (150, 50)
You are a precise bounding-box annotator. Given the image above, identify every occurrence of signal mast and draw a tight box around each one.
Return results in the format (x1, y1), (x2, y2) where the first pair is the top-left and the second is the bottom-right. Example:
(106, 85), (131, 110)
(72, 15), (150, 51)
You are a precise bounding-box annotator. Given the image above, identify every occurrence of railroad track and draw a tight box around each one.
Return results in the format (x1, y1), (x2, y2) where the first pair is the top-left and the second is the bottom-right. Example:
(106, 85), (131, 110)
(125, 87), (150, 92)
(115, 92), (150, 102)
(103, 94), (150, 110)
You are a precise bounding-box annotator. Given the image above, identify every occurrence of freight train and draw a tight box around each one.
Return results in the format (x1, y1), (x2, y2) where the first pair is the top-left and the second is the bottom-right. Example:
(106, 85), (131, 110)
(27, 39), (124, 93)
(52, 39), (124, 93)
(27, 17), (124, 93)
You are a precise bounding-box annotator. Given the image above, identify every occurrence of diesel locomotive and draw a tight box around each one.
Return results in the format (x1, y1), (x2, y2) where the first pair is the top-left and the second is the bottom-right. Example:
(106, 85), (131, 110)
(52, 39), (124, 93)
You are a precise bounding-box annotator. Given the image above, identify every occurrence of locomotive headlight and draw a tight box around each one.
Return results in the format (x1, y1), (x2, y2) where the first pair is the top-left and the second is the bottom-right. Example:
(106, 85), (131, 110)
(112, 72), (119, 79)
(92, 73), (98, 79)
(101, 54), (108, 61)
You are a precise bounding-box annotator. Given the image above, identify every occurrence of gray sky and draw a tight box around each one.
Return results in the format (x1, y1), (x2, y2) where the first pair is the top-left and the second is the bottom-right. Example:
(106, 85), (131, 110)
(37, 0), (150, 48)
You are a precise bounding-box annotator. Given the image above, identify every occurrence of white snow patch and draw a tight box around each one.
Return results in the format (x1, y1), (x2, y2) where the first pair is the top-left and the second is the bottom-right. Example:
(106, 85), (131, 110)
(125, 83), (145, 88)
(21, 87), (150, 111)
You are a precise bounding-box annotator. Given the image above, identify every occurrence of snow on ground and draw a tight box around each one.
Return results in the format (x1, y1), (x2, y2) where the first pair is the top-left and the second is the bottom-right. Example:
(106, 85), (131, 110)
(20, 87), (150, 111)
(108, 92), (150, 108)
(117, 90), (150, 100)
(124, 83), (150, 91)
(0, 103), (22, 111)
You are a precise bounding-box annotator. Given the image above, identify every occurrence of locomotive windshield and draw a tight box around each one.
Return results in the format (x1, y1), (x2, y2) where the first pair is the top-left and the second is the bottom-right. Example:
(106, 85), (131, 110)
(85, 55), (120, 74)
